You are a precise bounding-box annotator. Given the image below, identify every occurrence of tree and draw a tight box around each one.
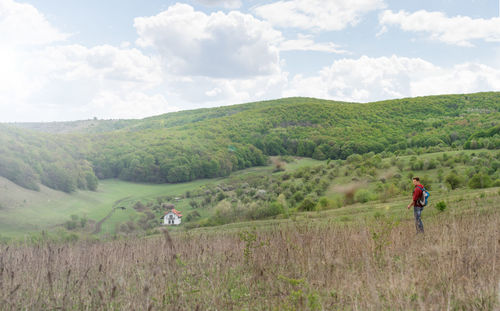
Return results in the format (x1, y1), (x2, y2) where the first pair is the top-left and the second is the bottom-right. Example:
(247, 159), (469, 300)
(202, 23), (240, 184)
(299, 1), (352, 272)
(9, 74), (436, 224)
(468, 173), (492, 189)
(298, 196), (317, 211)
(445, 173), (462, 190)
(85, 172), (98, 191)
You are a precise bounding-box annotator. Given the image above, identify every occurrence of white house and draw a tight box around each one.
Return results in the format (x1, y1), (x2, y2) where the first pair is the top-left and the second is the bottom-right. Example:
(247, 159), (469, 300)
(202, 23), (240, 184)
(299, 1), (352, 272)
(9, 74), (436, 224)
(163, 209), (182, 225)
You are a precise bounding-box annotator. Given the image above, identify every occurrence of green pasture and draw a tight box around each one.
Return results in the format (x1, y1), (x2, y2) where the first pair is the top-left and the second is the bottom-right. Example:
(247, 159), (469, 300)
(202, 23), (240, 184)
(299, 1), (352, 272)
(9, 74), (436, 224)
(187, 186), (499, 236)
(0, 158), (303, 238)
(0, 177), (217, 238)
(0, 151), (498, 239)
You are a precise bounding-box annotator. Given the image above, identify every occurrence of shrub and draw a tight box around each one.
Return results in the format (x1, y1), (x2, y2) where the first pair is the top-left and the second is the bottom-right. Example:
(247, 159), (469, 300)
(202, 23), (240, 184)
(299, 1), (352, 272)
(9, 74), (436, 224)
(410, 159), (424, 171)
(64, 220), (78, 231)
(137, 211), (157, 230)
(216, 192), (226, 201)
(424, 159), (437, 170)
(79, 216), (88, 228)
(189, 200), (200, 209)
(298, 196), (317, 211)
(445, 173), (463, 190)
(292, 191), (304, 203)
(133, 201), (146, 211)
(435, 201), (447, 212)
(185, 211), (201, 222)
(318, 197), (329, 209)
(354, 189), (376, 203)
(381, 184), (399, 202)
(468, 173), (492, 189)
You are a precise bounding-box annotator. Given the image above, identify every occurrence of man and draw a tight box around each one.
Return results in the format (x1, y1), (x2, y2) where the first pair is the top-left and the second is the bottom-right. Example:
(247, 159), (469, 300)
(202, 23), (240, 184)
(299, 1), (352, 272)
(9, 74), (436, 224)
(407, 177), (424, 233)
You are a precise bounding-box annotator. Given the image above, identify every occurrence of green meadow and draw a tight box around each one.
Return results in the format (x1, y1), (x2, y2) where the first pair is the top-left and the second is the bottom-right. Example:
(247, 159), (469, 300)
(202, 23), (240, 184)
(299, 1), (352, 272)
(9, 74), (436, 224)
(0, 177), (214, 238)
(1, 149), (498, 240)
(0, 157), (294, 238)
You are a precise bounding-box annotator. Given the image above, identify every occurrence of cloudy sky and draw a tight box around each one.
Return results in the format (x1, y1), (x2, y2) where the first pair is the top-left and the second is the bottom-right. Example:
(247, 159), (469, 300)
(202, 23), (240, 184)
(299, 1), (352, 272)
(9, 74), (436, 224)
(1, 0), (500, 122)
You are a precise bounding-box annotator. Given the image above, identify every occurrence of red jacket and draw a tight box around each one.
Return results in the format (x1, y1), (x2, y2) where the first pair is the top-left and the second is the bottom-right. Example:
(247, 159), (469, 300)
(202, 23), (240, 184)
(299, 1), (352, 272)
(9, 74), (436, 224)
(413, 184), (424, 207)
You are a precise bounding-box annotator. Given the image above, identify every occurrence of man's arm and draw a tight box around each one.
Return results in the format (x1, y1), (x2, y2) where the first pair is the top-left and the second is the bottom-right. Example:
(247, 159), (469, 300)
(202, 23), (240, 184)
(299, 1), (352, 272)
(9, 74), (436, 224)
(408, 186), (422, 209)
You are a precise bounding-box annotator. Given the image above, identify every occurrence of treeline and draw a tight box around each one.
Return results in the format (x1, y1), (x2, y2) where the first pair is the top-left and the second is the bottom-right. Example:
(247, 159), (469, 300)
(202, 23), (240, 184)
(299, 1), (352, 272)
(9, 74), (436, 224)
(464, 124), (500, 150)
(0, 125), (97, 192)
(90, 134), (266, 183)
(2, 92), (500, 191)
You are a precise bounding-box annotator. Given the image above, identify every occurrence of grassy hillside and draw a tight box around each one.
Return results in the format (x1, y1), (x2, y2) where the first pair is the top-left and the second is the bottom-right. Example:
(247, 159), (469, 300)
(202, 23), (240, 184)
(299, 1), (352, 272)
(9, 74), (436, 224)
(0, 177), (214, 238)
(1, 149), (498, 240)
(0, 148), (499, 308)
(0, 157), (293, 239)
(2, 92), (499, 191)
(1, 187), (498, 310)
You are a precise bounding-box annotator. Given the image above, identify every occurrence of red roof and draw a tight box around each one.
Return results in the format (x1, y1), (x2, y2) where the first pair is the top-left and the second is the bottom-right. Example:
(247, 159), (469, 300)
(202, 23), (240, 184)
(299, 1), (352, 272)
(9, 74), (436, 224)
(165, 209), (182, 217)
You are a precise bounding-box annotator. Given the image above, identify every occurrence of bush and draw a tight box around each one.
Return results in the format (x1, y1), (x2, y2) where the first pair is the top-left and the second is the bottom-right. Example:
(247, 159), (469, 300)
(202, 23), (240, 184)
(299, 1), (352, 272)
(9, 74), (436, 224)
(80, 216), (88, 228)
(298, 197), (317, 211)
(64, 215), (80, 230)
(189, 200), (200, 209)
(468, 173), (492, 189)
(354, 189), (376, 203)
(435, 201), (447, 212)
(216, 192), (226, 201)
(185, 210), (201, 222)
(318, 197), (329, 209)
(445, 173), (463, 190)
(292, 191), (304, 203)
(250, 202), (284, 219)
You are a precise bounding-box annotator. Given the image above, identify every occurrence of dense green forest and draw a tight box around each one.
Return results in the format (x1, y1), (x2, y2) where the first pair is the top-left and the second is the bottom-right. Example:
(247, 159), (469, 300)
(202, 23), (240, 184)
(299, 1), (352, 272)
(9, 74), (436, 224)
(0, 124), (97, 192)
(1, 92), (499, 192)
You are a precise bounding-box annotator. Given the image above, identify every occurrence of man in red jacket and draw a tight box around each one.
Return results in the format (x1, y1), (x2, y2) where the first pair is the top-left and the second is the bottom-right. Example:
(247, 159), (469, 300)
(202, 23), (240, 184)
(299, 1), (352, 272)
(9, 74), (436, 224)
(407, 177), (424, 233)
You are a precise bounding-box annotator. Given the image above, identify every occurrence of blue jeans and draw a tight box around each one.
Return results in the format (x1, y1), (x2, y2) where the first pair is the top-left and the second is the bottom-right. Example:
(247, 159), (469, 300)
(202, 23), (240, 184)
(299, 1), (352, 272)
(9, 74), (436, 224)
(414, 206), (424, 233)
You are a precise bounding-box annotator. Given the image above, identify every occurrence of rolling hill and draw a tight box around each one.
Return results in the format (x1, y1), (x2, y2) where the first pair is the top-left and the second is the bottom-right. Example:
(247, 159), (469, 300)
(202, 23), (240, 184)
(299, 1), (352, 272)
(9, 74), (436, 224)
(1, 92), (499, 192)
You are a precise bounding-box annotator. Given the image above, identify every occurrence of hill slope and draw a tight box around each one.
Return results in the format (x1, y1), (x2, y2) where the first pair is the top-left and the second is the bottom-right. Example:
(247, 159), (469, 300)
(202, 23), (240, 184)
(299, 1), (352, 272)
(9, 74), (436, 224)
(2, 92), (500, 191)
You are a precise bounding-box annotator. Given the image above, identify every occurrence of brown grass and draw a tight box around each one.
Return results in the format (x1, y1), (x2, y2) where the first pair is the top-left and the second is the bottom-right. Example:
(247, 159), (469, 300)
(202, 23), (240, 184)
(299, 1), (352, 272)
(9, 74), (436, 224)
(1, 199), (499, 310)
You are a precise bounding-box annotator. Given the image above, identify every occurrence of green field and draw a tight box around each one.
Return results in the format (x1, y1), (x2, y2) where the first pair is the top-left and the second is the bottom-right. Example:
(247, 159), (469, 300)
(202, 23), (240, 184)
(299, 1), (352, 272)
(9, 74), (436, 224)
(0, 177), (216, 238)
(0, 150), (498, 239)
(0, 158), (284, 238)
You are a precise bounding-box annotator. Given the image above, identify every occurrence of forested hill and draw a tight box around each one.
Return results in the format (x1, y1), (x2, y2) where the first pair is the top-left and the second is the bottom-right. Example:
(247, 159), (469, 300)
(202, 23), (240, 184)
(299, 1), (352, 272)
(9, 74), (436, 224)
(2, 92), (500, 192)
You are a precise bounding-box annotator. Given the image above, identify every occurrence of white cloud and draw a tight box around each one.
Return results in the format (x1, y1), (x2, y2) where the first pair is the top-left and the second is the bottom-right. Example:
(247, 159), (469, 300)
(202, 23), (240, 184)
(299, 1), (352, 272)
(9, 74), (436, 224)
(411, 62), (500, 95)
(88, 91), (176, 120)
(254, 0), (385, 31)
(280, 34), (347, 53)
(380, 10), (500, 46)
(285, 55), (500, 102)
(38, 44), (163, 85)
(164, 70), (288, 107)
(285, 55), (436, 101)
(0, 0), (68, 47)
(196, 0), (242, 9)
(0, 42), (171, 122)
(134, 3), (282, 78)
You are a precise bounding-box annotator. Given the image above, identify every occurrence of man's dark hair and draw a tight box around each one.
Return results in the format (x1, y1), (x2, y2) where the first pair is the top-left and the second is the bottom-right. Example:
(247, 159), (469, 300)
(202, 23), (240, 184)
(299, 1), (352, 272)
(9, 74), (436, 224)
(413, 177), (420, 181)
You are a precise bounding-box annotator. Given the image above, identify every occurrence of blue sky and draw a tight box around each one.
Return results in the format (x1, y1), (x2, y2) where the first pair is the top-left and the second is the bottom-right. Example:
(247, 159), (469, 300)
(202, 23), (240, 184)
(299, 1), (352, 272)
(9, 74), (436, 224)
(1, 0), (499, 121)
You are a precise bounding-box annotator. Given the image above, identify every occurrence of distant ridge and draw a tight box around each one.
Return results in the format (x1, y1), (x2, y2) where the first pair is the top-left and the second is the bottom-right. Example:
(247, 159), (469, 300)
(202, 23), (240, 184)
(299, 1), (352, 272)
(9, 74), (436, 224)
(2, 92), (499, 191)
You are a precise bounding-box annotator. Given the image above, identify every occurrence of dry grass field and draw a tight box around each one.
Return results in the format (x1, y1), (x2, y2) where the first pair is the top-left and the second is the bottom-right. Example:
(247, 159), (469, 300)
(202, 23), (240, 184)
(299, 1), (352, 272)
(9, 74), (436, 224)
(1, 191), (499, 310)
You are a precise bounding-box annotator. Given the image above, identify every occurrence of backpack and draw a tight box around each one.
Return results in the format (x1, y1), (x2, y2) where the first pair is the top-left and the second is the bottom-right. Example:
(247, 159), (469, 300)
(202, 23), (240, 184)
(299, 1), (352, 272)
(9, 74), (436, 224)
(417, 185), (429, 207)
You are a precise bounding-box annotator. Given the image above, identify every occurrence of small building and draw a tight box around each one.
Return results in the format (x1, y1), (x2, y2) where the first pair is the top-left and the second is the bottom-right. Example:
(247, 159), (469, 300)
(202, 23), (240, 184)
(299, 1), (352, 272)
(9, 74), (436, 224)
(163, 209), (182, 225)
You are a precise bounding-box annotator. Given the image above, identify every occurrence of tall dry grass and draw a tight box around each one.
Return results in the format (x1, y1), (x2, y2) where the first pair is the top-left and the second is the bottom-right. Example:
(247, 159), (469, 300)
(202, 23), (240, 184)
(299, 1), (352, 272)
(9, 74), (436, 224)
(1, 199), (499, 310)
